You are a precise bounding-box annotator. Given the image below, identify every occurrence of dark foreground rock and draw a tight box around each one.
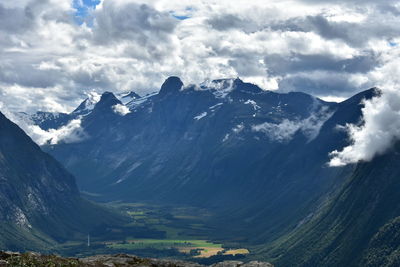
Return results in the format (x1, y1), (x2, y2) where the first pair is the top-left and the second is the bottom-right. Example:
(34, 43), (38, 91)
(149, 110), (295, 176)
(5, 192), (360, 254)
(0, 251), (273, 267)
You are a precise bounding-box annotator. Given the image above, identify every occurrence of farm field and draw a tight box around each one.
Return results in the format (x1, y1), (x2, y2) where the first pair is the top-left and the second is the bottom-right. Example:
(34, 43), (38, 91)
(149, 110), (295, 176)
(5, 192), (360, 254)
(57, 202), (249, 263)
(107, 238), (248, 258)
(108, 239), (224, 258)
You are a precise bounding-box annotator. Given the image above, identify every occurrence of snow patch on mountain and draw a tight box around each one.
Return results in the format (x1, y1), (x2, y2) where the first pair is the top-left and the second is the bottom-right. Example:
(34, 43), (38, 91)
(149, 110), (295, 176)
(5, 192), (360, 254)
(194, 112), (207, 120)
(222, 133), (230, 142)
(118, 91), (141, 105)
(72, 91), (101, 116)
(209, 103), (223, 110)
(115, 162), (143, 184)
(200, 79), (235, 98)
(233, 123), (245, 133)
(244, 99), (260, 111)
(221, 123), (245, 142)
(31, 112), (64, 123)
(126, 92), (157, 109)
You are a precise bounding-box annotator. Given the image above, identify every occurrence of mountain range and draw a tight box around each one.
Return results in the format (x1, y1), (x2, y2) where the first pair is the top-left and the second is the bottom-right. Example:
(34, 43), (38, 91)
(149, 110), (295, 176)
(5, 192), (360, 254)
(5, 76), (400, 266)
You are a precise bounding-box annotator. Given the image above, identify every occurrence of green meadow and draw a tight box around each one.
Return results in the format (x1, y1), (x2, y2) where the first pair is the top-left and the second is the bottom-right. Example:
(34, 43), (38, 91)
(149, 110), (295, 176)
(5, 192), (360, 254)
(57, 202), (249, 262)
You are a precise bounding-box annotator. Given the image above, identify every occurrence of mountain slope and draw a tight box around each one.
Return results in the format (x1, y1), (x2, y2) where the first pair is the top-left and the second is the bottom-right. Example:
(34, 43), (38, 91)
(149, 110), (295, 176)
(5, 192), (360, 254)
(0, 111), (125, 251)
(262, 139), (400, 266)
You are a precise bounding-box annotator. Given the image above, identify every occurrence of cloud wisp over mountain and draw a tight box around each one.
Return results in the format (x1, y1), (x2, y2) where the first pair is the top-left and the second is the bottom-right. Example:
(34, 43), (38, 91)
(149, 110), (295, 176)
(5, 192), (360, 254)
(329, 49), (400, 166)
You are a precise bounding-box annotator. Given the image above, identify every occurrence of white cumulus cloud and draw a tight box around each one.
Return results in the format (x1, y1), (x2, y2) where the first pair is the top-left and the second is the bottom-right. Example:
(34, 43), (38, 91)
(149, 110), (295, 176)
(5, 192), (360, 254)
(112, 104), (131, 116)
(329, 88), (400, 166)
(329, 47), (400, 166)
(0, 102), (87, 145)
(252, 106), (333, 142)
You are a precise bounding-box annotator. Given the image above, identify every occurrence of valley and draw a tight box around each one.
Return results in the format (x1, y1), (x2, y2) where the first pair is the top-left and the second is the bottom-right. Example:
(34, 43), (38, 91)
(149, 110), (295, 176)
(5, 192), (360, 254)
(55, 202), (250, 264)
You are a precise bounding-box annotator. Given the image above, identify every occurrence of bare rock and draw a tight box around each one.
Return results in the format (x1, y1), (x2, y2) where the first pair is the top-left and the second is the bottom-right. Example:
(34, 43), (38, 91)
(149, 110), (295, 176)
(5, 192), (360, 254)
(242, 261), (274, 267)
(211, 260), (244, 267)
(211, 260), (274, 267)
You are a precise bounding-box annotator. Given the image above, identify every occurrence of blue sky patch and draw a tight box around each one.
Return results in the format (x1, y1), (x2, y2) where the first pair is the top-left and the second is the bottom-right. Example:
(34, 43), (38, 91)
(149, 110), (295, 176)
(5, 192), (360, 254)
(172, 14), (190, 20)
(170, 7), (193, 21)
(73, 0), (101, 25)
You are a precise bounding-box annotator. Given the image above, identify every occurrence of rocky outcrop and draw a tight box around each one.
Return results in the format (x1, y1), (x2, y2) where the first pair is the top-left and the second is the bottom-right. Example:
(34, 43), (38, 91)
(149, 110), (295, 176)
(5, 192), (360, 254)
(0, 251), (273, 267)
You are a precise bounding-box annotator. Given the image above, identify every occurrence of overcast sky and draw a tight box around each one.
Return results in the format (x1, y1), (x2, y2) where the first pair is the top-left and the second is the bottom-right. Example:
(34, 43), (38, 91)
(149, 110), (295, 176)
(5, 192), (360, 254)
(1, 0), (400, 113)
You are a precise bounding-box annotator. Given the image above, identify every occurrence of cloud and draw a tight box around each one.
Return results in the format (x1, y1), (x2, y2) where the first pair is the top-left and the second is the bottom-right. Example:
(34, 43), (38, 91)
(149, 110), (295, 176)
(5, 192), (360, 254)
(0, 3), (35, 33)
(112, 104), (130, 115)
(252, 105), (333, 142)
(93, 2), (177, 47)
(299, 0), (399, 4)
(28, 118), (87, 145)
(277, 71), (372, 97)
(265, 53), (378, 75)
(252, 119), (303, 142)
(0, 0), (399, 115)
(329, 47), (400, 166)
(304, 14), (400, 47)
(0, 102), (87, 145)
(206, 14), (251, 32)
(44, 119), (88, 145)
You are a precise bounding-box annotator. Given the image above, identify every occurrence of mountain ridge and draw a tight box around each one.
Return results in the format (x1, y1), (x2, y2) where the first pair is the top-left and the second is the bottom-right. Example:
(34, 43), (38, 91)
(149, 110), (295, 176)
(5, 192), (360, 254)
(36, 78), (378, 245)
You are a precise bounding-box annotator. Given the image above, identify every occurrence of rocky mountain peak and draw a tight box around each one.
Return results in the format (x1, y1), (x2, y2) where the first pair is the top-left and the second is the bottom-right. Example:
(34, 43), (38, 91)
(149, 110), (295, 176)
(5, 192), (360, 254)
(158, 76), (184, 97)
(93, 92), (122, 111)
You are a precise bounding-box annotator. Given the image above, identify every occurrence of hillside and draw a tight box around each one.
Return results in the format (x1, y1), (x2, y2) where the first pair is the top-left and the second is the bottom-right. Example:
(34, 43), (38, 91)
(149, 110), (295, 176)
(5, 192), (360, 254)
(0, 111), (126, 252)
(261, 142), (400, 266)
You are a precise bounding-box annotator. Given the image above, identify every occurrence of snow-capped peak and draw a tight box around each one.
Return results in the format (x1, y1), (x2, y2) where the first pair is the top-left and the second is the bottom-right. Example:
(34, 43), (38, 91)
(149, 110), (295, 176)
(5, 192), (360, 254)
(117, 91), (141, 105)
(72, 91), (101, 116)
(198, 78), (245, 98)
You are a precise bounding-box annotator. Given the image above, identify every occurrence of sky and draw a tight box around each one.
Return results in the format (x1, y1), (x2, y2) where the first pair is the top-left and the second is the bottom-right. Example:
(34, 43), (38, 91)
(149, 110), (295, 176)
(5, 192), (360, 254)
(1, 0), (400, 166)
(0, 0), (398, 113)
